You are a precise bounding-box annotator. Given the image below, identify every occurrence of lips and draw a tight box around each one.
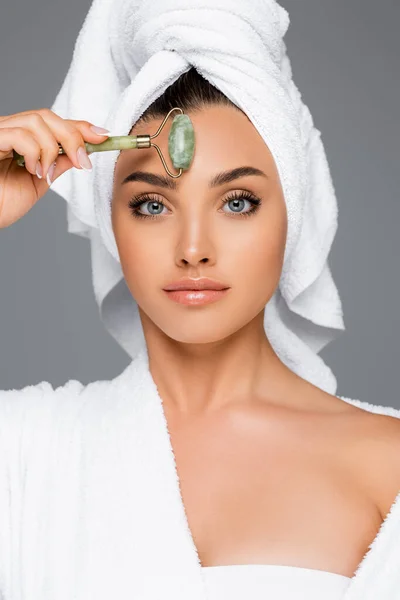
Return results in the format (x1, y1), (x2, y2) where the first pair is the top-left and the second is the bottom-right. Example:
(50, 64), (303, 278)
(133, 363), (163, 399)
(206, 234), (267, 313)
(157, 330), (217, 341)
(163, 287), (230, 306)
(163, 278), (229, 291)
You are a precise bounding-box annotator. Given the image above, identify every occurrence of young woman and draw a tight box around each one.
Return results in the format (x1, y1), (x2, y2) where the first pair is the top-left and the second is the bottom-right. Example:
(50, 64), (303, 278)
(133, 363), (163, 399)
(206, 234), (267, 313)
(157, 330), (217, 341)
(0, 7), (399, 600)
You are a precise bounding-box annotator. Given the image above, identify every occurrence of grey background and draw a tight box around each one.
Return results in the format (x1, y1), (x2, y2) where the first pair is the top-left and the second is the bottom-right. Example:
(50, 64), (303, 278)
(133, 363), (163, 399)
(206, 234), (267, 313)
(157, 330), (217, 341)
(0, 1), (399, 406)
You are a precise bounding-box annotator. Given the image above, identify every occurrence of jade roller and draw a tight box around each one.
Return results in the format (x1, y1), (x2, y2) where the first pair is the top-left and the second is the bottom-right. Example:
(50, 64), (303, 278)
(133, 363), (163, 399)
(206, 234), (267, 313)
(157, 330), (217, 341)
(12, 107), (195, 179)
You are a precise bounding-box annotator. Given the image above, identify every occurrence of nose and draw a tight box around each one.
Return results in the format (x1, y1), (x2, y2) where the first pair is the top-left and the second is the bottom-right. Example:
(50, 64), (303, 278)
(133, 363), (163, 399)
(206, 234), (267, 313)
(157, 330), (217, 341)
(175, 218), (216, 268)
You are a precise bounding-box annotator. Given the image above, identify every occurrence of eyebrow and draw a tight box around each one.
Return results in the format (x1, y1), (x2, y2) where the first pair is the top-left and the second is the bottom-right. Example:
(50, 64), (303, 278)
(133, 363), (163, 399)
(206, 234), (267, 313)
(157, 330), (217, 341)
(121, 166), (269, 190)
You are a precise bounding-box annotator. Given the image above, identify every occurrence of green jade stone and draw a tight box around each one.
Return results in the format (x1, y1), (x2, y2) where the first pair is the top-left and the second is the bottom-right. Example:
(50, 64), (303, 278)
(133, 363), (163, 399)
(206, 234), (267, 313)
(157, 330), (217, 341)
(168, 114), (195, 170)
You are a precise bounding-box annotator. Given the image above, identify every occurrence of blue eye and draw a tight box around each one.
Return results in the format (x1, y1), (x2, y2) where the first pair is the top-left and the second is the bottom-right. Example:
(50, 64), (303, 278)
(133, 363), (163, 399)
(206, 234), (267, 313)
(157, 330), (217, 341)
(128, 195), (167, 219)
(221, 191), (261, 217)
(128, 190), (261, 220)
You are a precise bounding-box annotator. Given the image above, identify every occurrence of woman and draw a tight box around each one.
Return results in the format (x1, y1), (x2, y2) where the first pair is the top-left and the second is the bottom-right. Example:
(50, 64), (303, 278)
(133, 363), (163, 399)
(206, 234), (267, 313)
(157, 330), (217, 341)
(0, 2), (399, 600)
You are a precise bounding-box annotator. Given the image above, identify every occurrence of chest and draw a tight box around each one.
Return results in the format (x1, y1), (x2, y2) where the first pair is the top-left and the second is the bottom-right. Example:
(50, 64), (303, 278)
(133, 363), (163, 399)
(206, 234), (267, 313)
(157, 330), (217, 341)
(164, 405), (383, 578)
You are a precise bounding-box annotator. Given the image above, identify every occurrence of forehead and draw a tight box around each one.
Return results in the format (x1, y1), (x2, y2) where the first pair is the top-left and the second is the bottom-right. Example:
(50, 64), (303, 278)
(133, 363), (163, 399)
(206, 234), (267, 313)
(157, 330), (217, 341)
(115, 105), (277, 185)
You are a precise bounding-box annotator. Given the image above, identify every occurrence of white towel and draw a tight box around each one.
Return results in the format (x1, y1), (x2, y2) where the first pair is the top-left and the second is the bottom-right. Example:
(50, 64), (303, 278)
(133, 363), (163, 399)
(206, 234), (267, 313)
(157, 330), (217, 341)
(49, 0), (345, 394)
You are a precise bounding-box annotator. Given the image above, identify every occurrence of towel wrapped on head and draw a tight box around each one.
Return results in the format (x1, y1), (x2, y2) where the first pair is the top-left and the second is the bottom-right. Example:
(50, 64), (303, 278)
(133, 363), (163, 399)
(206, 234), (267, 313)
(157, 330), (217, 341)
(49, 0), (345, 394)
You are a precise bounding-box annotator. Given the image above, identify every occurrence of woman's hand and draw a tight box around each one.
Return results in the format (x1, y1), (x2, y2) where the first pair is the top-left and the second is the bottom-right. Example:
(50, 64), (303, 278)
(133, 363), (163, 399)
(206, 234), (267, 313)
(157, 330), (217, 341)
(0, 108), (109, 228)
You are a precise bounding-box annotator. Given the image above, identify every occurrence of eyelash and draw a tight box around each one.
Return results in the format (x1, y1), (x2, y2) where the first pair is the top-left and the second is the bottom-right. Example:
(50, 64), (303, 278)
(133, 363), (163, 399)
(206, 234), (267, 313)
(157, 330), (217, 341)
(128, 190), (262, 220)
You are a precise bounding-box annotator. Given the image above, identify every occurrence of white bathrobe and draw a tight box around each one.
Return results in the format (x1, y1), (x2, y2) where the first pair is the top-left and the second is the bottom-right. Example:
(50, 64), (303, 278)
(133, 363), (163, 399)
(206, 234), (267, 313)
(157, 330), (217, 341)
(0, 347), (399, 600)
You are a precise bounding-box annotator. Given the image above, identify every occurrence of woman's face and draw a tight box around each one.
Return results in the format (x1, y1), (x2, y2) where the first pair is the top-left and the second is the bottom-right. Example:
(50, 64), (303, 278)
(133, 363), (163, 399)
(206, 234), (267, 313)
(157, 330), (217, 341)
(111, 104), (287, 346)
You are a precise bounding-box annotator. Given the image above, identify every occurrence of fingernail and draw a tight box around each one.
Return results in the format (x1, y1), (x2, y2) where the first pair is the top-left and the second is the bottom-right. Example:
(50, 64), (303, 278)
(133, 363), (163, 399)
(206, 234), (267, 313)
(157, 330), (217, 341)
(77, 146), (93, 172)
(46, 161), (56, 186)
(90, 125), (110, 136)
(35, 161), (43, 179)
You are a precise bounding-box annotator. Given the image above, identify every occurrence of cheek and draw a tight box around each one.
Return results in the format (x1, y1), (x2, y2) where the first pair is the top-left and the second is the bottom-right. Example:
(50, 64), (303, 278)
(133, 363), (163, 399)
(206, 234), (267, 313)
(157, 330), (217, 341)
(223, 201), (287, 291)
(114, 221), (168, 299)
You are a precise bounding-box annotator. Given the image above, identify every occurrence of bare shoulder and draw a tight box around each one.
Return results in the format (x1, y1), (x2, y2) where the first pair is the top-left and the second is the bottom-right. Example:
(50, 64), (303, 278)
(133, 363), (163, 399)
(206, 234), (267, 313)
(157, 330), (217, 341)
(286, 381), (400, 520)
(338, 402), (400, 519)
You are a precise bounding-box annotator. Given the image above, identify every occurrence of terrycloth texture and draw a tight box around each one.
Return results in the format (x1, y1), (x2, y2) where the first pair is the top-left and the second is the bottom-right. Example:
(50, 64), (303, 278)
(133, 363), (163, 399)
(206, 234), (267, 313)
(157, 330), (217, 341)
(0, 349), (399, 599)
(49, 0), (345, 394)
(201, 564), (351, 599)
